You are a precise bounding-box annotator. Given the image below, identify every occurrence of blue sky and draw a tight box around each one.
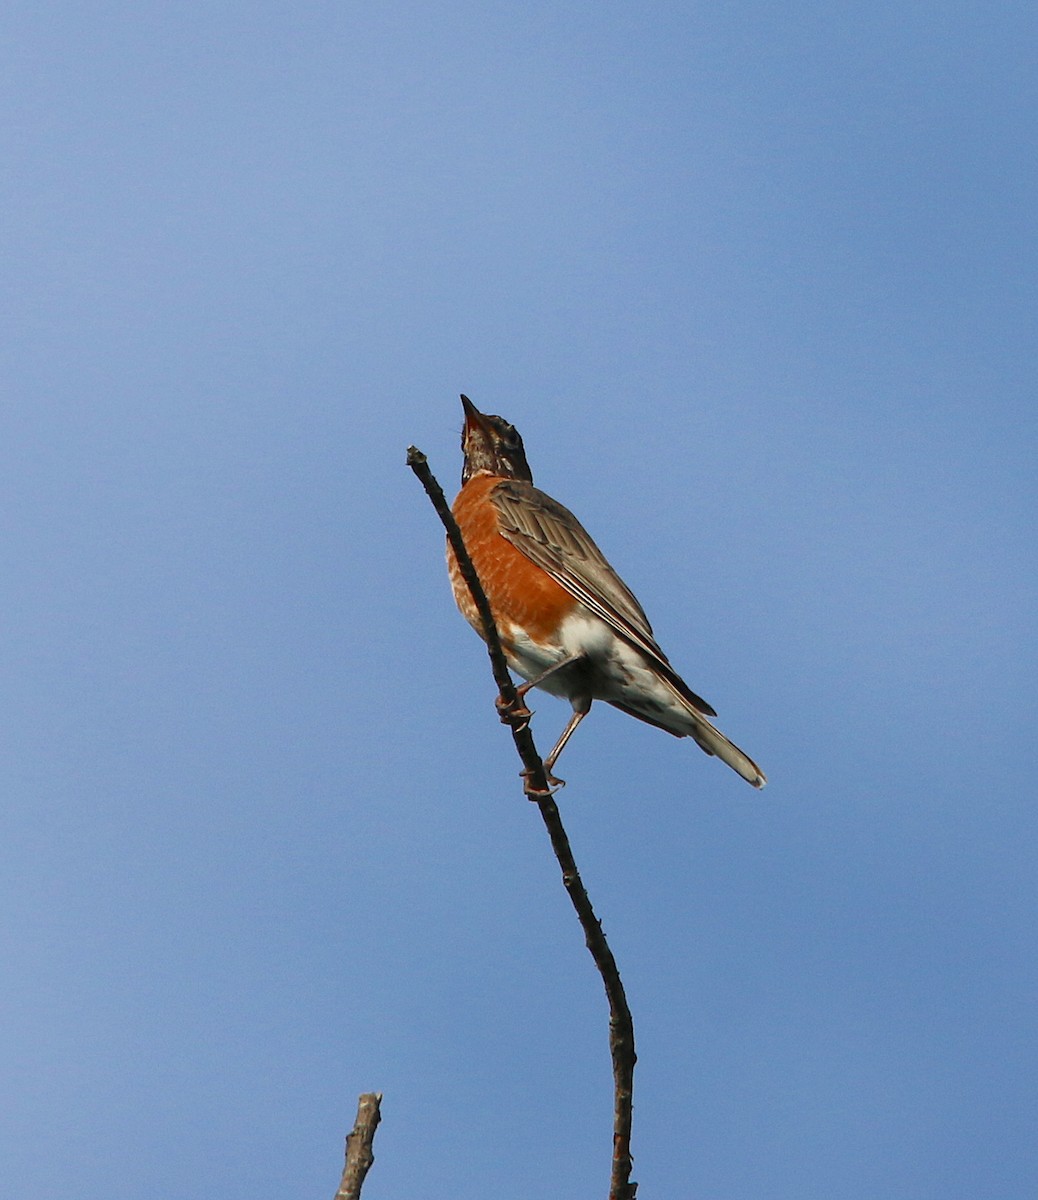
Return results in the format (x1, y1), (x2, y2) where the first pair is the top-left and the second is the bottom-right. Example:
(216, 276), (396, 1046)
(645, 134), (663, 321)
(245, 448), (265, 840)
(2, 3), (1036, 1197)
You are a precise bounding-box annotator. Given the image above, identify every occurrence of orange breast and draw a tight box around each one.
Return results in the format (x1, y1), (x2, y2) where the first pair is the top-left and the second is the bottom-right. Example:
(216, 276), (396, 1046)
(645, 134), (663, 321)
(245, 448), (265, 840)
(448, 474), (578, 647)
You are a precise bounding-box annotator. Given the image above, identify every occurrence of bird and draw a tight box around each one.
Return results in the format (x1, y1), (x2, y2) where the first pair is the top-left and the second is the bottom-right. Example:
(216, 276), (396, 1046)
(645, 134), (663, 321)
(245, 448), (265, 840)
(447, 395), (766, 789)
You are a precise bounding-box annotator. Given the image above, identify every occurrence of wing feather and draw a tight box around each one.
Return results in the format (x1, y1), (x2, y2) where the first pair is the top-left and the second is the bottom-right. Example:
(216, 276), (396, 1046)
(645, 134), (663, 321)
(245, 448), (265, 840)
(492, 480), (717, 718)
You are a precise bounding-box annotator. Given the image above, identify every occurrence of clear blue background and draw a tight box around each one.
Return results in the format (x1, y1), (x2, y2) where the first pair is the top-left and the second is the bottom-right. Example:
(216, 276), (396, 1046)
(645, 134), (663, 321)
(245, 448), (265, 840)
(2, 3), (1035, 1197)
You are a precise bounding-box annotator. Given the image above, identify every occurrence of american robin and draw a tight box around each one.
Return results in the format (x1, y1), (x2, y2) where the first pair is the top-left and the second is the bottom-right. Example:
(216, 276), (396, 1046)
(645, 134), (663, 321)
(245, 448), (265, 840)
(447, 395), (766, 789)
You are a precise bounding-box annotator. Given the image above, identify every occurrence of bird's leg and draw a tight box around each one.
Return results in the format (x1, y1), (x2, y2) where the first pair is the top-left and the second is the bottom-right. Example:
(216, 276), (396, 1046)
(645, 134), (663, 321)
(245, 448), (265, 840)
(514, 654), (584, 702)
(521, 707), (591, 796)
(543, 702), (591, 776)
(496, 654), (584, 726)
(519, 697), (593, 797)
(500, 658), (590, 794)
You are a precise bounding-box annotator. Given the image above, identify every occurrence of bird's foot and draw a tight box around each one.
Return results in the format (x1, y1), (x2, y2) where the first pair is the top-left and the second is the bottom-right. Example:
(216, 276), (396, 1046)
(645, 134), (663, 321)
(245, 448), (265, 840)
(521, 766), (565, 799)
(496, 691), (533, 730)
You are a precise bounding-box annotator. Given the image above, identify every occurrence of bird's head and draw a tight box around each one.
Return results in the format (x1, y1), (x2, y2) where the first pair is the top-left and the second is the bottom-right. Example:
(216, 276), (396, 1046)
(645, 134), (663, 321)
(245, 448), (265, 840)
(459, 394), (533, 485)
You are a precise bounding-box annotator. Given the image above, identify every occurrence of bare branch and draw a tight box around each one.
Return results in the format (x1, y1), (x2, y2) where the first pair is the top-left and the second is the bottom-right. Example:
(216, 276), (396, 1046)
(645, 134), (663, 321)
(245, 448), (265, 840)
(406, 446), (543, 783)
(334, 1092), (382, 1200)
(408, 446), (638, 1200)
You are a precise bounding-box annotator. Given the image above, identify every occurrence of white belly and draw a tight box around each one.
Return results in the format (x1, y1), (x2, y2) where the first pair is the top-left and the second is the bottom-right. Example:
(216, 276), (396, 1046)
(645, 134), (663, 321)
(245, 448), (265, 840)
(506, 609), (697, 735)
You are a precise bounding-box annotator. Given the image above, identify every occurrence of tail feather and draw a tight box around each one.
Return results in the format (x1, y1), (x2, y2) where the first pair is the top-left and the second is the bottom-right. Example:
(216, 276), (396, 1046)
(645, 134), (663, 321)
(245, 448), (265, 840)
(608, 696), (767, 789)
(685, 711), (767, 789)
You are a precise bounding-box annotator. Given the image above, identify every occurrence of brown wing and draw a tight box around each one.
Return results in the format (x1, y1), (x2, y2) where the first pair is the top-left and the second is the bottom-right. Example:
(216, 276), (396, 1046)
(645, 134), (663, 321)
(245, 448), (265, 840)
(491, 479), (717, 717)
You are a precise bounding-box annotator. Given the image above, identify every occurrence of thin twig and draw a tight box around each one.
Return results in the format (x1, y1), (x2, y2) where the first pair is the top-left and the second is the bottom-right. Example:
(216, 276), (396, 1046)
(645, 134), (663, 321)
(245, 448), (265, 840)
(406, 446), (542, 783)
(334, 1092), (382, 1200)
(408, 445), (638, 1200)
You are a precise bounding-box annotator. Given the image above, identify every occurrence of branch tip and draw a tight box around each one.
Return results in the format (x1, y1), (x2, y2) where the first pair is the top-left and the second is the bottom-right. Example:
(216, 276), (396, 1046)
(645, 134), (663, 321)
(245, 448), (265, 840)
(334, 1091), (383, 1200)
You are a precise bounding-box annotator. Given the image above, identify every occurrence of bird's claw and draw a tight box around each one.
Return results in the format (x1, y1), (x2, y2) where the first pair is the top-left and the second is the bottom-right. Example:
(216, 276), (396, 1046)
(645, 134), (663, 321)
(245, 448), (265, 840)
(496, 691), (533, 730)
(520, 766), (565, 799)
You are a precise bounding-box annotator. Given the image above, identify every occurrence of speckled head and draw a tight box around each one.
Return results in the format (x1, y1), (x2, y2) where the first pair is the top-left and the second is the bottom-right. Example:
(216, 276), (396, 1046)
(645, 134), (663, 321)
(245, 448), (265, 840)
(459, 394), (533, 486)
